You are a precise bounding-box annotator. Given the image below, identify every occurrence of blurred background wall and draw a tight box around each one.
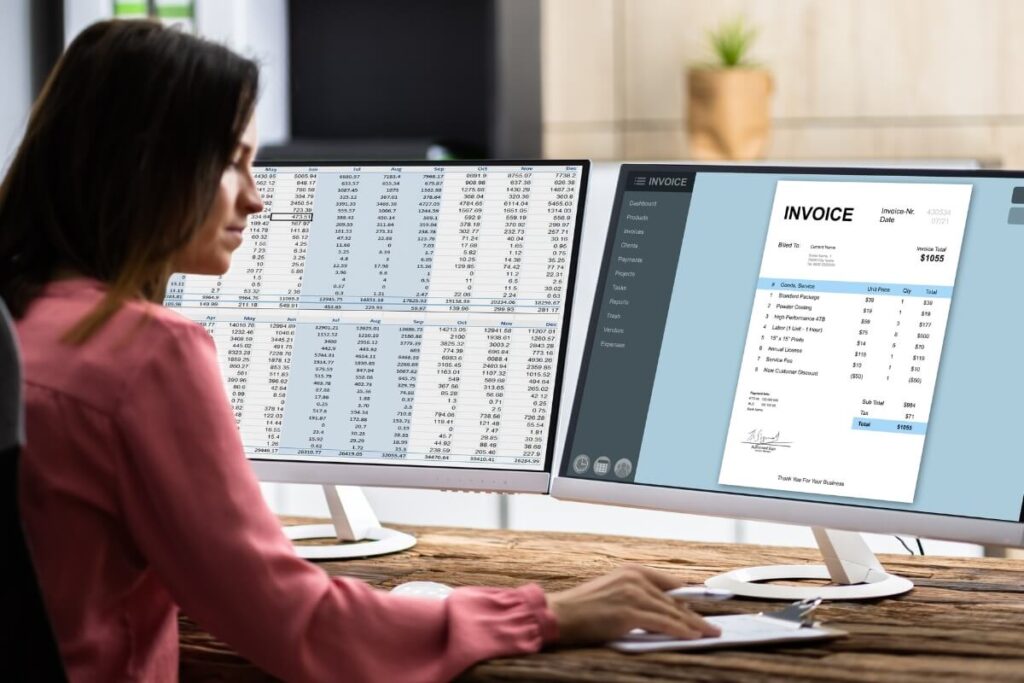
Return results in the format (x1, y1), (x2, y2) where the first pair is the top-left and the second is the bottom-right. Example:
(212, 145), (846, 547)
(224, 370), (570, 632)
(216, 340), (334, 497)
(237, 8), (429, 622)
(543, 0), (1024, 167)
(0, 0), (35, 164)
(5, 0), (1024, 170)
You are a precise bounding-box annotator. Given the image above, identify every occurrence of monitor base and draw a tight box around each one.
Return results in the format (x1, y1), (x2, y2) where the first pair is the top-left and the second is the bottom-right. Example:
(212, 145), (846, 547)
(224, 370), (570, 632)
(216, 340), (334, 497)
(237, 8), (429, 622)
(284, 485), (417, 560)
(285, 523), (416, 560)
(704, 527), (914, 600)
(705, 563), (914, 600)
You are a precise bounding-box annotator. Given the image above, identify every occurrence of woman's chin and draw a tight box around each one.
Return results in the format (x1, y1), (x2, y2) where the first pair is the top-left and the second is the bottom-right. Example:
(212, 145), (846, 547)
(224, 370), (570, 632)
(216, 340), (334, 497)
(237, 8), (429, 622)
(173, 258), (232, 277)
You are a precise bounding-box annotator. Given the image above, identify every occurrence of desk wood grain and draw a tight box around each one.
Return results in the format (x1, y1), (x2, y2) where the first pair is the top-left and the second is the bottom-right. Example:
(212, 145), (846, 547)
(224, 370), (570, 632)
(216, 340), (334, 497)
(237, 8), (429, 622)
(179, 523), (1024, 682)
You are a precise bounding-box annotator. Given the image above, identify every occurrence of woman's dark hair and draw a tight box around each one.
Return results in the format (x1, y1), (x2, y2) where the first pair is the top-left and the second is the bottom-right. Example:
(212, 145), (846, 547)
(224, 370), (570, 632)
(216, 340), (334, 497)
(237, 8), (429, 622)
(0, 20), (258, 341)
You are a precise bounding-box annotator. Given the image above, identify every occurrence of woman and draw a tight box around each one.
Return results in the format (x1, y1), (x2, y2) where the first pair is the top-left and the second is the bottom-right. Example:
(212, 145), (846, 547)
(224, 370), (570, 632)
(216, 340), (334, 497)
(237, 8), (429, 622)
(1, 20), (717, 682)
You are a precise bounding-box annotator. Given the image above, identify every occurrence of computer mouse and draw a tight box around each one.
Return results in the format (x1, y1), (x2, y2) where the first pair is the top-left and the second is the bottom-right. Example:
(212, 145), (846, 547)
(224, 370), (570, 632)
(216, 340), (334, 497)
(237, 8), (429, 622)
(390, 581), (454, 599)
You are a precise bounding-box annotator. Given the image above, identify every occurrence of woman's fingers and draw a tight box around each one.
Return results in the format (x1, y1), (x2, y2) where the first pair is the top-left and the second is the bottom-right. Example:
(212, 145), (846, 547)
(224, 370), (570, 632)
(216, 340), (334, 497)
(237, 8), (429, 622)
(675, 605), (721, 637)
(625, 608), (703, 640)
(546, 564), (722, 645)
(622, 583), (721, 638)
(622, 568), (721, 637)
(627, 564), (688, 592)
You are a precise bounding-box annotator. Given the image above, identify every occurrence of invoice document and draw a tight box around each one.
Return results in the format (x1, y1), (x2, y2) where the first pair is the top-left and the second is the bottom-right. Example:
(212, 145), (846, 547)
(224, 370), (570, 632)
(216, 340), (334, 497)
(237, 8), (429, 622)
(718, 180), (971, 503)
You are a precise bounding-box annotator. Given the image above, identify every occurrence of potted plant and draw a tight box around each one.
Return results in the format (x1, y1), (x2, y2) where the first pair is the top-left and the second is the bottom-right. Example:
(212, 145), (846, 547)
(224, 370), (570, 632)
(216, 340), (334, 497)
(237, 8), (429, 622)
(686, 17), (773, 160)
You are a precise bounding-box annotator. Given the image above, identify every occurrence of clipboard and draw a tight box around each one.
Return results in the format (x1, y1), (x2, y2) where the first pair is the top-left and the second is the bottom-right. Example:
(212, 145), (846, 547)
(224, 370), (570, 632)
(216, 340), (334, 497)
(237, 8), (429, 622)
(610, 598), (847, 653)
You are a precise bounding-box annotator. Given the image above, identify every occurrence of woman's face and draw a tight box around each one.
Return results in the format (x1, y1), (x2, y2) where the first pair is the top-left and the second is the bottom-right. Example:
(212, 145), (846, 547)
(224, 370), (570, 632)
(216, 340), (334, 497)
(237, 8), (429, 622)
(173, 116), (263, 275)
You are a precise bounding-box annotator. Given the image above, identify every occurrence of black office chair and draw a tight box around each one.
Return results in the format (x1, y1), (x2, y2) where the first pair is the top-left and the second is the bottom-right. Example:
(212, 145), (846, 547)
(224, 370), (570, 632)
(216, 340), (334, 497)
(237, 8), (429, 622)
(1, 298), (67, 680)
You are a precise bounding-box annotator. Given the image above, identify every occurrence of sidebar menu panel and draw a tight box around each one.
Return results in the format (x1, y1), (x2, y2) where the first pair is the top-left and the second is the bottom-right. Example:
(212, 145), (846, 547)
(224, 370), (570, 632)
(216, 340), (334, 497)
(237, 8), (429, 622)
(563, 169), (694, 482)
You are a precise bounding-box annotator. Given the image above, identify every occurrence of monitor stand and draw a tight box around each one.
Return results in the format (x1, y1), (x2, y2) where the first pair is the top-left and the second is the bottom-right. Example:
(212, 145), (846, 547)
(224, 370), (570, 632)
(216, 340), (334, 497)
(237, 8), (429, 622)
(704, 527), (914, 600)
(282, 485), (417, 560)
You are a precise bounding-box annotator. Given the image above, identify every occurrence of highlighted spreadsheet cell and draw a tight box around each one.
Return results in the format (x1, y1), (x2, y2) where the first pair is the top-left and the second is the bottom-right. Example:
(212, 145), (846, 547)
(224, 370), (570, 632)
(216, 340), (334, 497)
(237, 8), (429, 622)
(270, 212), (314, 222)
(718, 180), (971, 504)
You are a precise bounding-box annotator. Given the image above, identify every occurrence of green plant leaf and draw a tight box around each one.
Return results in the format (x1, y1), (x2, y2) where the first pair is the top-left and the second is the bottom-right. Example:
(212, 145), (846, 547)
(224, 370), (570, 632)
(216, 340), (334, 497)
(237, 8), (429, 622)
(707, 16), (758, 67)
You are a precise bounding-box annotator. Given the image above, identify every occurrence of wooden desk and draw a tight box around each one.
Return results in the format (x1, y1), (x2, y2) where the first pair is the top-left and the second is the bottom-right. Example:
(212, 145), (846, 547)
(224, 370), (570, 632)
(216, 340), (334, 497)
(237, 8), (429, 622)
(179, 523), (1024, 682)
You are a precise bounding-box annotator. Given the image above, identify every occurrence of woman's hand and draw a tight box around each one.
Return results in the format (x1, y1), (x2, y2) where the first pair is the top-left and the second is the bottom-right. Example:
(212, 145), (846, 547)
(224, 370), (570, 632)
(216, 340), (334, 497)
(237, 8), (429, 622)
(546, 565), (721, 645)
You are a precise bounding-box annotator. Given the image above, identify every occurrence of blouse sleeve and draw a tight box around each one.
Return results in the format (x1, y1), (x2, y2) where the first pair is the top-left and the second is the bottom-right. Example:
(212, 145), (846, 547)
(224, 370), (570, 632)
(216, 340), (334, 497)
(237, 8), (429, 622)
(112, 319), (558, 683)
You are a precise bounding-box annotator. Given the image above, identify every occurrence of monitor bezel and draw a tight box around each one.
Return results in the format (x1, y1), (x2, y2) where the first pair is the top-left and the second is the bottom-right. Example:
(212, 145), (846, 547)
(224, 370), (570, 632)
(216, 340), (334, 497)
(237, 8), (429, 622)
(552, 162), (1024, 547)
(241, 159), (590, 494)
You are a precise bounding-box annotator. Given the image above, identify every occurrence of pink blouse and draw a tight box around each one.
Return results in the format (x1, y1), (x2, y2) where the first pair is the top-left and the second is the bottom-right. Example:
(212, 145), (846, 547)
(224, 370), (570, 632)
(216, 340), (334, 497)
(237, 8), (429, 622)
(17, 278), (557, 682)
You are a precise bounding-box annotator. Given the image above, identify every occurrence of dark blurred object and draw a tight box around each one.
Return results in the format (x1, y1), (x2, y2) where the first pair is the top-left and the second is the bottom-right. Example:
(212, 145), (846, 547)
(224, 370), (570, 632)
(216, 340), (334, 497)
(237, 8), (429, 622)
(30, 0), (64, 96)
(1, 299), (67, 681)
(259, 138), (475, 162)
(268, 0), (540, 161)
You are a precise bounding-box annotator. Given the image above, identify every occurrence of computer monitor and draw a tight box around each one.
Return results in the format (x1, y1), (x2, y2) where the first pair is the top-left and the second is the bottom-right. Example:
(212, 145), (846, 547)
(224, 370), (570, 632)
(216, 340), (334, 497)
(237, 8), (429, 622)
(165, 160), (588, 558)
(552, 163), (1024, 599)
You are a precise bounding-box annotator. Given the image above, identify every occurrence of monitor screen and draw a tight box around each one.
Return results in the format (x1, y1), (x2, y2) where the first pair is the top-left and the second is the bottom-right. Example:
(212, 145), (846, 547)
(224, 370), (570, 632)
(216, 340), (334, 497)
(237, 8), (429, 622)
(560, 165), (1023, 525)
(165, 161), (587, 474)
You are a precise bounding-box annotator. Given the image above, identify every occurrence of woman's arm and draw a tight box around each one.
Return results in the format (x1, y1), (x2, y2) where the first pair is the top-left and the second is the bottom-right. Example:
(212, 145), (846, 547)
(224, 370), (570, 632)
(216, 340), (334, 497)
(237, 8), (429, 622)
(113, 319), (556, 683)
